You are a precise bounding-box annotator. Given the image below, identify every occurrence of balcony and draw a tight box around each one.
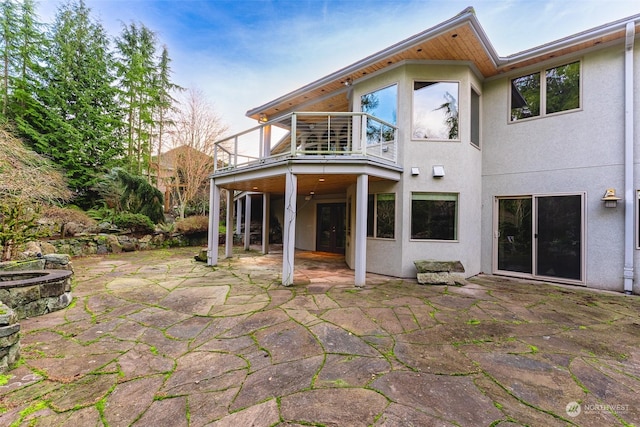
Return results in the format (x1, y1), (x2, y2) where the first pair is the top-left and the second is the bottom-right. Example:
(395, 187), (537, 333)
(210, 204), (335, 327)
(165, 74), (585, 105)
(213, 112), (398, 174)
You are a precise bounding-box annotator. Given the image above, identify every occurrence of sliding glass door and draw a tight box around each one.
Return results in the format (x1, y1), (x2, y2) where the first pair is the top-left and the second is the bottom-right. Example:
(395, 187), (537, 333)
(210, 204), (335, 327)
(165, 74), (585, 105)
(495, 194), (583, 282)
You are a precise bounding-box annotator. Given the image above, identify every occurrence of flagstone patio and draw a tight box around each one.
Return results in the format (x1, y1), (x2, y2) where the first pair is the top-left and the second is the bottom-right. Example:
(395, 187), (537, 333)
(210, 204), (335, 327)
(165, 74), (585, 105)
(0, 246), (638, 426)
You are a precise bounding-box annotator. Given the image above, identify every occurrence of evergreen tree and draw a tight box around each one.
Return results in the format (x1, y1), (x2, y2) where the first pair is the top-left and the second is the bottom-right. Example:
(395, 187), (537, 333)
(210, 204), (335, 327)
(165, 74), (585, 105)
(0, 0), (19, 117)
(34, 0), (125, 207)
(7, 0), (49, 140)
(153, 45), (182, 185)
(115, 22), (158, 177)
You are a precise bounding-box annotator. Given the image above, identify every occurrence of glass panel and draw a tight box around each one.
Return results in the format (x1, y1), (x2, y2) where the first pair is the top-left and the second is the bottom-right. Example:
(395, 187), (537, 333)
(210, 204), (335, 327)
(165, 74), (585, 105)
(361, 84), (397, 125)
(413, 81), (459, 140)
(318, 205), (332, 248)
(510, 72), (540, 121)
(470, 88), (480, 147)
(536, 195), (582, 280)
(546, 61), (580, 114)
(497, 198), (532, 273)
(334, 204), (346, 250)
(367, 195), (374, 237)
(376, 194), (395, 239)
(411, 193), (457, 240)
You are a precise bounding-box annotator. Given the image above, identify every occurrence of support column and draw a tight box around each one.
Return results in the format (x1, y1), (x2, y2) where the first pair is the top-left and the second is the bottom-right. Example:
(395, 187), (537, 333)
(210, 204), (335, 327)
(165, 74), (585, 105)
(354, 174), (368, 287)
(207, 180), (220, 266)
(262, 193), (270, 254)
(263, 125), (272, 158)
(225, 189), (234, 258)
(244, 194), (252, 250)
(282, 171), (297, 286)
(236, 198), (242, 235)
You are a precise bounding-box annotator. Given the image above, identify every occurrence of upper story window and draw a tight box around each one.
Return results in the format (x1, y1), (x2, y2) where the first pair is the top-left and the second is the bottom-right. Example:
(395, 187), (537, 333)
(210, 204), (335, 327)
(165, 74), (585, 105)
(361, 84), (397, 125)
(413, 81), (459, 140)
(510, 61), (580, 121)
(470, 87), (480, 148)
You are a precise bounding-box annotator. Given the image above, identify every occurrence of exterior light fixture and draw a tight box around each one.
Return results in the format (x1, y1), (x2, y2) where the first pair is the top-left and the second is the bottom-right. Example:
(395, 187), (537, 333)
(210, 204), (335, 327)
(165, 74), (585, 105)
(318, 178), (325, 182)
(432, 165), (445, 178)
(602, 188), (621, 208)
(258, 114), (268, 123)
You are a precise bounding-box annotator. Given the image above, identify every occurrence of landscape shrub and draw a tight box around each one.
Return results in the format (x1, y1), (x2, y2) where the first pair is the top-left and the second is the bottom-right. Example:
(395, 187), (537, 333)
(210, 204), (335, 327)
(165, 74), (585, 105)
(175, 215), (208, 235)
(112, 212), (155, 234)
(41, 206), (97, 237)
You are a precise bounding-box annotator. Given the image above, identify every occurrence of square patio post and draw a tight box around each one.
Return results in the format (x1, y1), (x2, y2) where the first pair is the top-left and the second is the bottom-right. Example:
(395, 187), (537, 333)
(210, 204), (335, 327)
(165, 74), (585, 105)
(262, 193), (270, 254)
(355, 173), (368, 287)
(244, 194), (252, 250)
(236, 198), (242, 235)
(282, 171), (297, 286)
(207, 179), (220, 266)
(226, 189), (234, 258)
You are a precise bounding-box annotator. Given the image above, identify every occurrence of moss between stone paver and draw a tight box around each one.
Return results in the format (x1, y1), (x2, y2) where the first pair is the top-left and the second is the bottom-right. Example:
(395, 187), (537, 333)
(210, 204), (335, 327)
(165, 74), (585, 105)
(0, 247), (638, 426)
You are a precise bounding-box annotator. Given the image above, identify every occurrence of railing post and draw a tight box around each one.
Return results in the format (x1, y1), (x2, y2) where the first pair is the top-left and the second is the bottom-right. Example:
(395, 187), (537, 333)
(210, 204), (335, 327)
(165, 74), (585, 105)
(361, 115), (368, 155)
(263, 125), (272, 158)
(213, 144), (218, 172)
(291, 113), (297, 156)
(259, 126), (264, 161)
(233, 136), (238, 167)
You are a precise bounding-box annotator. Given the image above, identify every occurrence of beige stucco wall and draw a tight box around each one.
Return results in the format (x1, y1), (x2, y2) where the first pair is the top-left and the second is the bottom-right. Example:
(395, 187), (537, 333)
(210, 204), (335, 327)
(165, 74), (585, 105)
(349, 63), (484, 279)
(481, 44), (638, 292)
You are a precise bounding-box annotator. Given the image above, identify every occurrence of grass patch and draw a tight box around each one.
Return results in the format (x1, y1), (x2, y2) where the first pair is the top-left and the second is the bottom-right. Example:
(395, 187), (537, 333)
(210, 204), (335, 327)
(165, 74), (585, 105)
(0, 373), (12, 386)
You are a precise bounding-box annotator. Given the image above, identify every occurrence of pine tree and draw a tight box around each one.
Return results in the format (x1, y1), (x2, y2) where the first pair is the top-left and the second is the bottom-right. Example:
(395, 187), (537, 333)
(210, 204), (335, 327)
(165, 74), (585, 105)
(6, 0), (49, 140)
(0, 0), (19, 117)
(35, 0), (125, 207)
(115, 22), (159, 178)
(153, 45), (182, 185)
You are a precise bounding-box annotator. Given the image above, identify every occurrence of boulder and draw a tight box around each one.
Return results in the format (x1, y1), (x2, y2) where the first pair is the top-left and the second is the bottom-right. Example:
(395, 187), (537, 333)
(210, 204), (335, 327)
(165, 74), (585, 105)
(414, 260), (466, 286)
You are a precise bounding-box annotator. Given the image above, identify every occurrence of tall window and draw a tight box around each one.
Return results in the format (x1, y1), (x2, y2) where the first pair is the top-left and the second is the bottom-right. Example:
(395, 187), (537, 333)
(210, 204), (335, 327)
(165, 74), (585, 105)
(411, 193), (458, 240)
(361, 84), (397, 125)
(367, 193), (395, 239)
(511, 61), (580, 121)
(413, 81), (459, 140)
(470, 87), (480, 148)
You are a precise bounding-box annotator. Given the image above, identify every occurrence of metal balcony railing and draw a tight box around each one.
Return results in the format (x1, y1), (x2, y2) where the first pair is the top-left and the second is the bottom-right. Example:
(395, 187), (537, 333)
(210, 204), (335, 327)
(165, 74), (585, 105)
(213, 112), (397, 173)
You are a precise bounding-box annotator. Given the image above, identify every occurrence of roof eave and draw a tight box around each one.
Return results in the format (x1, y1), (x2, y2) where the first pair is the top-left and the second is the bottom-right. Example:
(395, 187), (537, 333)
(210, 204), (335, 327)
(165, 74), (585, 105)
(246, 6), (498, 119)
(497, 13), (640, 68)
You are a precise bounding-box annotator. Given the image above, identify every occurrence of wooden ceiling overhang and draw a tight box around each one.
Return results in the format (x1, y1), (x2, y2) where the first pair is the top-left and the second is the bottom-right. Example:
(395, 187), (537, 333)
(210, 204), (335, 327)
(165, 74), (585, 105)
(213, 157), (402, 195)
(246, 8), (640, 124)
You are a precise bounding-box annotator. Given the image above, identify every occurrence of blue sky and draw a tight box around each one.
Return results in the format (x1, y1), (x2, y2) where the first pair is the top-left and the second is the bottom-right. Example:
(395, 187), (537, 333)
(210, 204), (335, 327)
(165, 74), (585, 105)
(38, 0), (640, 133)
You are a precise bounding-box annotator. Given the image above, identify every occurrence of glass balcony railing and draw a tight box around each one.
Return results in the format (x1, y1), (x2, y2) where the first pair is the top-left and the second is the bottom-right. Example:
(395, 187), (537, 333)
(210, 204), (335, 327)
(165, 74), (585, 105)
(213, 112), (397, 173)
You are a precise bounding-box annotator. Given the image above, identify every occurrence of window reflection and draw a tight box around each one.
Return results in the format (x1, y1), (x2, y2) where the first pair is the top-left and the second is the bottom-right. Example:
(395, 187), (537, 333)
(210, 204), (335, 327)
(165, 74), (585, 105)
(413, 81), (459, 140)
(361, 84), (397, 125)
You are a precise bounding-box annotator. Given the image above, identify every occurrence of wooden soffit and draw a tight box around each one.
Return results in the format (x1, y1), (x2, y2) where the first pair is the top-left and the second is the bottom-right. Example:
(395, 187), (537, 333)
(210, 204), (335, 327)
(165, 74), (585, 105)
(247, 8), (640, 123)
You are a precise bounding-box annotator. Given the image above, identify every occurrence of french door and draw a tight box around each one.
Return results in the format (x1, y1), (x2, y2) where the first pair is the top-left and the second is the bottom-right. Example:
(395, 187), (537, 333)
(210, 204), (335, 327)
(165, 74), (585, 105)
(316, 203), (346, 254)
(495, 194), (583, 282)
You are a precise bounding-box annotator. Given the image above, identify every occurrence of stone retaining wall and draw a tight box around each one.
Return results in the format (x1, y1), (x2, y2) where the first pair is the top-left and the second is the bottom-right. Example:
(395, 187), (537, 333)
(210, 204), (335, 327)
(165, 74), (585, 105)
(45, 232), (207, 258)
(0, 302), (20, 372)
(0, 270), (73, 319)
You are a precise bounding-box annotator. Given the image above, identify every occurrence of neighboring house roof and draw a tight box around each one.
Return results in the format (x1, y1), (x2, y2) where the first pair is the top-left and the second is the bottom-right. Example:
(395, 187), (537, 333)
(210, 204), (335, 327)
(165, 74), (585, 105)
(247, 7), (640, 123)
(155, 145), (213, 171)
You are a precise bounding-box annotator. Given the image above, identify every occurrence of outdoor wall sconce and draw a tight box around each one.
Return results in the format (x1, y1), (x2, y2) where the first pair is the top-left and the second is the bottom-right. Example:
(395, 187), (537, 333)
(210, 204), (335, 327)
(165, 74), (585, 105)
(411, 167), (420, 176)
(432, 165), (445, 178)
(602, 188), (621, 208)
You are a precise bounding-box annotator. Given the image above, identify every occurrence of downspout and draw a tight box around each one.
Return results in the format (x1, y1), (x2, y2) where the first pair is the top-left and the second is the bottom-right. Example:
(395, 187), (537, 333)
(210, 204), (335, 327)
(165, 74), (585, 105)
(623, 22), (635, 295)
